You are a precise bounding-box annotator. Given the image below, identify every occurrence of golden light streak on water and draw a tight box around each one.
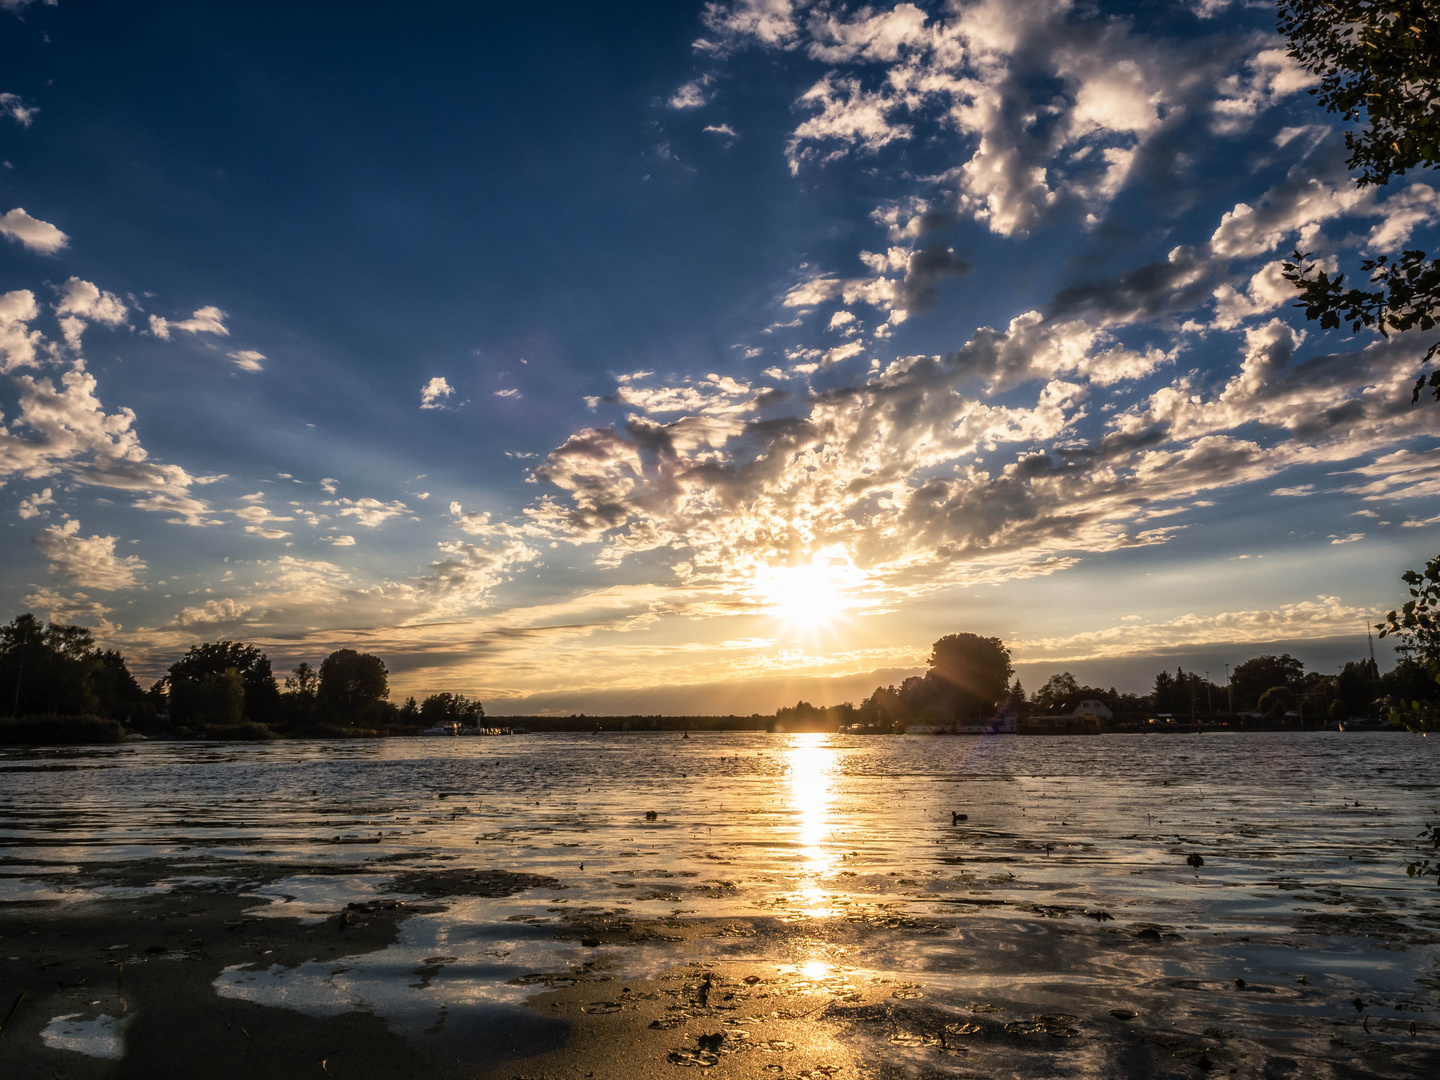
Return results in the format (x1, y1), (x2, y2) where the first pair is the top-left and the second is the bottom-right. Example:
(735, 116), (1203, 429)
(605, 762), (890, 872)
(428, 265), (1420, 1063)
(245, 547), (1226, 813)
(784, 732), (839, 917)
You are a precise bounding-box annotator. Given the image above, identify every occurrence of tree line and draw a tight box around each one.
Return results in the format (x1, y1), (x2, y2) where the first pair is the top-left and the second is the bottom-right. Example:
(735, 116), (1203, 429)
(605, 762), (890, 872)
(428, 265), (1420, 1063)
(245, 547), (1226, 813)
(816, 622), (1438, 731)
(0, 613), (485, 740)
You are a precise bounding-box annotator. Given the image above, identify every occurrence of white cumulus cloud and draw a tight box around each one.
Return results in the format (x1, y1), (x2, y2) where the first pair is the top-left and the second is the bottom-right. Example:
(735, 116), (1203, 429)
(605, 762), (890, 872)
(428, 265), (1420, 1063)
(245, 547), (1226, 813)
(0, 207), (68, 254)
(32, 518), (146, 590)
(421, 376), (454, 409)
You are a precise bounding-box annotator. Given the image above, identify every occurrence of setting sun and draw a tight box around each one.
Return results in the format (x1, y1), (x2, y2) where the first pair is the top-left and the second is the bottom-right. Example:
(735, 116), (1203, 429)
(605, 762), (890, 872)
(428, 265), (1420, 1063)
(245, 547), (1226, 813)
(753, 550), (864, 630)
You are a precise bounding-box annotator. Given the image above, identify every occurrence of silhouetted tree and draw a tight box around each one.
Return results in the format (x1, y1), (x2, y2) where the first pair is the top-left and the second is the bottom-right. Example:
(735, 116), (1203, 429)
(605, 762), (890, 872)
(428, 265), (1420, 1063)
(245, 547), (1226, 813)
(1152, 669), (1175, 713)
(419, 692), (485, 726)
(172, 668), (245, 727)
(318, 649), (390, 724)
(1258, 685), (1298, 718)
(167, 641), (280, 725)
(0, 614), (148, 723)
(928, 634), (1013, 708)
(1231, 654), (1305, 710)
(1034, 672), (1081, 713)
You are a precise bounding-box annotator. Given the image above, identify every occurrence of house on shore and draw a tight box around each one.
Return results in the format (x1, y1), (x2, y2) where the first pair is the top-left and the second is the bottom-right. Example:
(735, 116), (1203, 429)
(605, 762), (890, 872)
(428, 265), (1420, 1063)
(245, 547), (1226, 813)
(1020, 698), (1112, 734)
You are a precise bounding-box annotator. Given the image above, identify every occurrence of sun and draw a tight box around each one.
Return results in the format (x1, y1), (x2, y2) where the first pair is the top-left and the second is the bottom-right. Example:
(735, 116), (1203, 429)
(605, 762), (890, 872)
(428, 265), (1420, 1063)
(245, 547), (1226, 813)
(753, 549), (862, 629)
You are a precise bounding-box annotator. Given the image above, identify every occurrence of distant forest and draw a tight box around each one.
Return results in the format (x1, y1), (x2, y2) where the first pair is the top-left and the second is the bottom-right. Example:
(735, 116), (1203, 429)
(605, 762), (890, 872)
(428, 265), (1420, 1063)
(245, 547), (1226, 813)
(2, 605), (1437, 743)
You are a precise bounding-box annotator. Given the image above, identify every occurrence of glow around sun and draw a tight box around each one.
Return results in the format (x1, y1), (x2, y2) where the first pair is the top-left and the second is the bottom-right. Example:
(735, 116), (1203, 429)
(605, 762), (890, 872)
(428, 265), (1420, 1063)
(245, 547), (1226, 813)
(753, 548), (866, 630)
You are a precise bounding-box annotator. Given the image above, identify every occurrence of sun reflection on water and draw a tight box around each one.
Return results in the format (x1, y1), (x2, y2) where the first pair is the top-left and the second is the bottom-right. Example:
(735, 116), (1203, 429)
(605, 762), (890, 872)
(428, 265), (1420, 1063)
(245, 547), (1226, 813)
(785, 733), (839, 917)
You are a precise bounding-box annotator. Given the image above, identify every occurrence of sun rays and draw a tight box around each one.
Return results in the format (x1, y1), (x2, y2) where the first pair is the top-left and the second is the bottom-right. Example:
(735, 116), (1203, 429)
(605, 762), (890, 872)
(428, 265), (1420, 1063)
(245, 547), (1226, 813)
(752, 547), (867, 633)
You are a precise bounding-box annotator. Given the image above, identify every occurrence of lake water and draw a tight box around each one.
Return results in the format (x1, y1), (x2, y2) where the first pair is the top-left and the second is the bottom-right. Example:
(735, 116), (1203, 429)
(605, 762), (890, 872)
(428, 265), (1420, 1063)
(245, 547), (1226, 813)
(4, 730), (1439, 1077)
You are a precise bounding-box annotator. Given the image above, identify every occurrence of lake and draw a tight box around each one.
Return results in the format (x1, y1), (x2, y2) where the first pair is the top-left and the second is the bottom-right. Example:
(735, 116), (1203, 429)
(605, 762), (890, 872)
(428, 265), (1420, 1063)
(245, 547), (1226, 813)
(2, 731), (1438, 1077)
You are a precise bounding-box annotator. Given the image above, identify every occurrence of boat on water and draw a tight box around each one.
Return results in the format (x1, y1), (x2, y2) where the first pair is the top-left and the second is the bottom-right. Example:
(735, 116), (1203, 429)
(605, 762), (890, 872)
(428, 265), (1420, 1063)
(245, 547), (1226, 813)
(421, 720), (463, 736)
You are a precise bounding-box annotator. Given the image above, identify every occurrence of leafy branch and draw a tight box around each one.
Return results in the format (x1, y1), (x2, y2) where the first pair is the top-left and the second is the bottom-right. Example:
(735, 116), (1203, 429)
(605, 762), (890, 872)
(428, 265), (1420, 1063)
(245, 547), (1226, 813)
(1278, 0), (1440, 189)
(1283, 248), (1440, 402)
(1407, 819), (1440, 884)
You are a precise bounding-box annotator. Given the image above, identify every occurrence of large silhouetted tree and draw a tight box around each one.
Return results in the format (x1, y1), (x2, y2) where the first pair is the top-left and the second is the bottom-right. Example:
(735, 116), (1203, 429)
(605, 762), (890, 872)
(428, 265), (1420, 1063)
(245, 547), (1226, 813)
(0, 614), (146, 721)
(928, 634), (1013, 705)
(166, 641), (280, 725)
(1230, 654), (1305, 710)
(1278, 0), (1440, 402)
(317, 649), (390, 724)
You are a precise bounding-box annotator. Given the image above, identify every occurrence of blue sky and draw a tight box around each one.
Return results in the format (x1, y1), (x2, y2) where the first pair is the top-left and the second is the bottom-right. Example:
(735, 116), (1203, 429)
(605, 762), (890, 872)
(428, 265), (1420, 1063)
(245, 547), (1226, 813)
(1, 0), (1435, 712)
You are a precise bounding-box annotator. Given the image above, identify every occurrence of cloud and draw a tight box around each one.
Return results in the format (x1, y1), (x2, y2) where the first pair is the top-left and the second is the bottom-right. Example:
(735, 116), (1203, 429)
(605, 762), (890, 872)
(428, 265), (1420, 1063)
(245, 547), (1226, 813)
(704, 0), (1317, 238)
(227, 349), (265, 372)
(0, 362), (217, 520)
(54, 277), (129, 350)
(323, 534), (357, 546)
(1016, 595), (1372, 661)
(699, 0), (799, 51)
(805, 2), (930, 63)
(17, 486), (53, 518)
(494, 387), (520, 399)
(420, 376), (454, 409)
(148, 305), (228, 340)
(322, 496), (409, 527)
(231, 500), (294, 539)
(174, 598), (251, 627)
(1210, 260), (1302, 331)
(669, 76), (714, 109)
(0, 207), (68, 253)
(32, 518), (146, 590)
(0, 92), (37, 127)
(519, 285), (1429, 612)
(54, 278), (128, 327)
(131, 491), (222, 528)
(786, 73), (912, 174)
(0, 288), (42, 372)
(22, 587), (115, 633)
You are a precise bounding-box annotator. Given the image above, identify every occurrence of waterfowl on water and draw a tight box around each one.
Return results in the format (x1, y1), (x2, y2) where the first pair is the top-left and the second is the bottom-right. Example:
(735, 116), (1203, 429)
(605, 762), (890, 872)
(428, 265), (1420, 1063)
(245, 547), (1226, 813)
(1186, 853), (1204, 869)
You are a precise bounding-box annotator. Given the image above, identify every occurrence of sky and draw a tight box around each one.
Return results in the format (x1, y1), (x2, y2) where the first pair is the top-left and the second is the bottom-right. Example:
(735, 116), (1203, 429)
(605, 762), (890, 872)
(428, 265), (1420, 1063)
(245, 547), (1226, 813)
(1, 0), (1436, 714)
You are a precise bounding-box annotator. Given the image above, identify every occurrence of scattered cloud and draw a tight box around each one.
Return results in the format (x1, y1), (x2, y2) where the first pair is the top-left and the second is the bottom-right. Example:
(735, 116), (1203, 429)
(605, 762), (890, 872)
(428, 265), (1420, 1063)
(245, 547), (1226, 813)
(669, 75), (714, 109)
(227, 349), (265, 372)
(148, 305), (228, 340)
(322, 497), (409, 527)
(17, 486), (53, 518)
(54, 277), (129, 350)
(0, 92), (37, 127)
(1016, 595), (1370, 662)
(32, 518), (146, 590)
(420, 376), (454, 409)
(0, 207), (68, 253)
(0, 288), (42, 372)
(174, 597), (251, 627)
